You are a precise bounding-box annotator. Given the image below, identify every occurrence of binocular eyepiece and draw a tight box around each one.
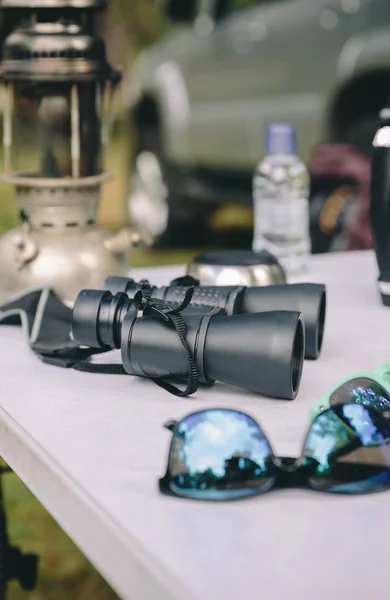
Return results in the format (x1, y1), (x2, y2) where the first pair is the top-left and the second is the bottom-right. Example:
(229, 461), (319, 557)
(103, 276), (326, 360)
(72, 289), (305, 400)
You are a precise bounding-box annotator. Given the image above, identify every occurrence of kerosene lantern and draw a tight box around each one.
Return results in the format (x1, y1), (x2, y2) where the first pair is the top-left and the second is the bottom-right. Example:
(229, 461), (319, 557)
(0, 0), (140, 306)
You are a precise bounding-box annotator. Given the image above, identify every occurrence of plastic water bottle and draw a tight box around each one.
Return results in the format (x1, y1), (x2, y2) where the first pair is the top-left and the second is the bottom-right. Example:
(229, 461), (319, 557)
(252, 123), (311, 277)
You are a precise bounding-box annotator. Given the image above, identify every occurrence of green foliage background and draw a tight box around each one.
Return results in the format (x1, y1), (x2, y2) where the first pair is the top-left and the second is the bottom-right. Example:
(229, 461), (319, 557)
(113, 0), (168, 51)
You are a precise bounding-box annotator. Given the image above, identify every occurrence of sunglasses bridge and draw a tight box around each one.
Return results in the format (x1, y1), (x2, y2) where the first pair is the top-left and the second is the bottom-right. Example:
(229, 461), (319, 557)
(273, 456), (319, 488)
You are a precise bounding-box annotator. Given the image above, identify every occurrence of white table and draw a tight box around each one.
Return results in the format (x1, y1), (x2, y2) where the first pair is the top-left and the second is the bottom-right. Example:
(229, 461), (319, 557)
(0, 250), (389, 600)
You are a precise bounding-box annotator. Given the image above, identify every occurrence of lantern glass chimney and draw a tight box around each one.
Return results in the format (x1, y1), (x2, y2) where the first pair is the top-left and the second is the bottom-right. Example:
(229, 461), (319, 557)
(0, 14), (117, 182)
(10, 80), (102, 178)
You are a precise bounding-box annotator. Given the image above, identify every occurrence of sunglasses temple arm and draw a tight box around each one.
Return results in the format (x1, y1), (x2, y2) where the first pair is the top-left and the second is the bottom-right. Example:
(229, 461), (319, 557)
(372, 362), (390, 378)
(163, 420), (178, 432)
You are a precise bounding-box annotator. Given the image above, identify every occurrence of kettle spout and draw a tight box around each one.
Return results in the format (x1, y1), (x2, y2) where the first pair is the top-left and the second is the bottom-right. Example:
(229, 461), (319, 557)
(104, 227), (150, 254)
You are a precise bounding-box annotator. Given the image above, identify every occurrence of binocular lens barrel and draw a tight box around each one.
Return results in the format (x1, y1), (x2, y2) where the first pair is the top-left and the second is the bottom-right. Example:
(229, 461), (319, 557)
(72, 289), (133, 349)
(104, 277), (326, 360)
(240, 284), (325, 360)
(72, 290), (305, 400)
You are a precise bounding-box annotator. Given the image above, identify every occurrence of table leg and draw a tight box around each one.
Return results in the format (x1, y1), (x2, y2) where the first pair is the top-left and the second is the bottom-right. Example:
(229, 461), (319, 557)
(0, 466), (39, 599)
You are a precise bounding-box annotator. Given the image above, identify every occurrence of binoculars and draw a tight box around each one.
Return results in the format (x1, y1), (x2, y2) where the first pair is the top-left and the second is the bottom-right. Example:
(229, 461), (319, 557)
(72, 288), (305, 400)
(103, 276), (326, 360)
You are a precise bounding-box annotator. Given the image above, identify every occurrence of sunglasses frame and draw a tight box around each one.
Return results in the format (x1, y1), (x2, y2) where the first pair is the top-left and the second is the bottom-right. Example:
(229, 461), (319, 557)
(159, 405), (390, 501)
(310, 360), (390, 422)
(160, 413), (277, 501)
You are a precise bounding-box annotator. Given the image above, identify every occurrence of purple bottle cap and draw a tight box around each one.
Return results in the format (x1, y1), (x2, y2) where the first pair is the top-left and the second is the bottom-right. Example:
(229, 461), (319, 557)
(266, 123), (297, 155)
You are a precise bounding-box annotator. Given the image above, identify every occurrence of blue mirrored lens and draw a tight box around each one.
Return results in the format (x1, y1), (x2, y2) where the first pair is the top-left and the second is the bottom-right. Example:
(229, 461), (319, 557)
(329, 378), (390, 414)
(168, 409), (274, 500)
(304, 403), (390, 493)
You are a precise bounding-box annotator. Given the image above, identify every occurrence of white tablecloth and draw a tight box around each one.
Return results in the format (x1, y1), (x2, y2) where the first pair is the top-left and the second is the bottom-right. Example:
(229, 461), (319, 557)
(0, 250), (388, 600)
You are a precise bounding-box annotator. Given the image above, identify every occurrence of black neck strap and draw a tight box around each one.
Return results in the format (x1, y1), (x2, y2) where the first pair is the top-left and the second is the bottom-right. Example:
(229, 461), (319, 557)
(132, 287), (199, 397)
(0, 287), (201, 398)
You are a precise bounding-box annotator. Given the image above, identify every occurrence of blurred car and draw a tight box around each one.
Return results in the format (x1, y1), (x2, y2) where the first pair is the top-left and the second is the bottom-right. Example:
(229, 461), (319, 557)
(124, 0), (390, 246)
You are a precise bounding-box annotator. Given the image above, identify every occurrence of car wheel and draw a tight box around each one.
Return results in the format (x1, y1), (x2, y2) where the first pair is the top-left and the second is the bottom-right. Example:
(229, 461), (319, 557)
(128, 127), (211, 248)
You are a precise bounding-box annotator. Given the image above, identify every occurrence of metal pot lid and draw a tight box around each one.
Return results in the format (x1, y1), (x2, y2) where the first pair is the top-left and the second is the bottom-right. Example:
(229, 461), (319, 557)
(190, 249), (283, 267)
(187, 249), (287, 287)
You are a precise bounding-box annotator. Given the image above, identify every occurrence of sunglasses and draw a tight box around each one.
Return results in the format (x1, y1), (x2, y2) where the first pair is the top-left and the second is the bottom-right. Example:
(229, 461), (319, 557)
(159, 405), (390, 501)
(310, 362), (390, 422)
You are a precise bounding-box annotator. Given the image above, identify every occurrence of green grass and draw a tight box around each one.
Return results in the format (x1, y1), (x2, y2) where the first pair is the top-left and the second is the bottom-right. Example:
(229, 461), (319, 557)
(5, 476), (120, 600)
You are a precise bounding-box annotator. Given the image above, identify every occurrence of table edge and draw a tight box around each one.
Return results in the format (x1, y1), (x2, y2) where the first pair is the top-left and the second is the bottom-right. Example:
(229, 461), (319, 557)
(0, 403), (192, 600)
